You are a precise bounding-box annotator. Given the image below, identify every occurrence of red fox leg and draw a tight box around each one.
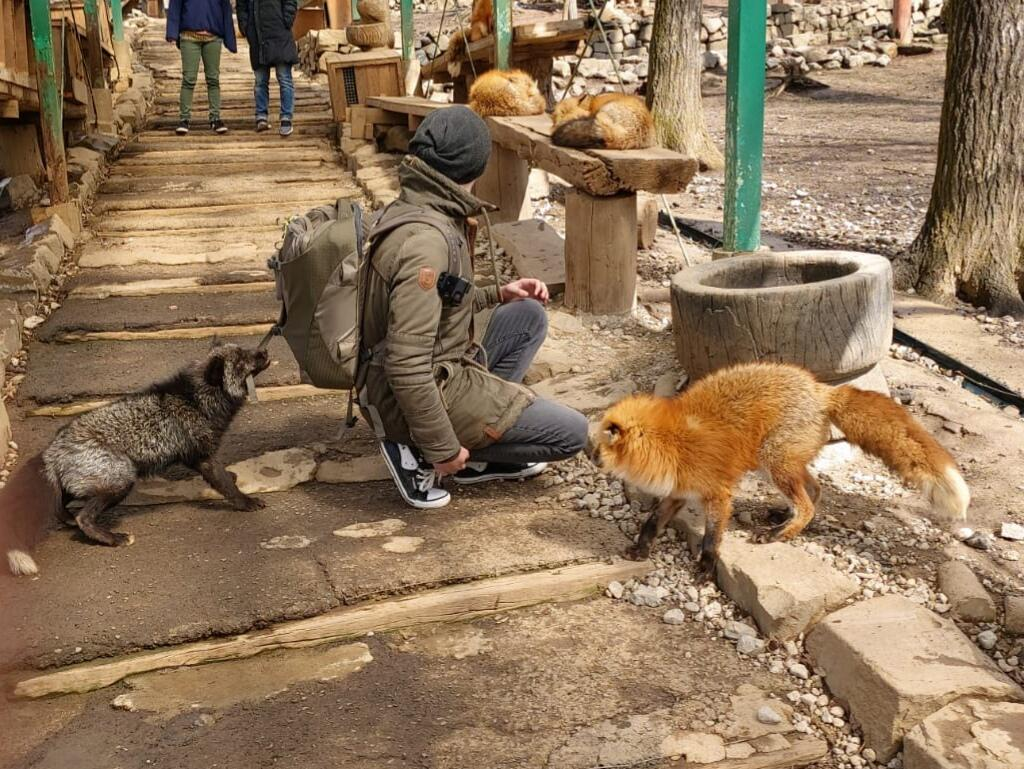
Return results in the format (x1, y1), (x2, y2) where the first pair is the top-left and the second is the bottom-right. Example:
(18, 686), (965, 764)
(698, 493), (733, 576)
(627, 497), (684, 561)
(763, 466), (817, 542)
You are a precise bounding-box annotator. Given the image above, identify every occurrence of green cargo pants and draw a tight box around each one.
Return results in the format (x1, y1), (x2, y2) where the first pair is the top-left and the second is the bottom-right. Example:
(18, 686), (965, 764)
(179, 36), (223, 122)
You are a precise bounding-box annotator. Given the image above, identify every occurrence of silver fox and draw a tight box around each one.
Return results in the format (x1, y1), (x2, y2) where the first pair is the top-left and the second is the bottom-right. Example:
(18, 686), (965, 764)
(1, 343), (270, 576)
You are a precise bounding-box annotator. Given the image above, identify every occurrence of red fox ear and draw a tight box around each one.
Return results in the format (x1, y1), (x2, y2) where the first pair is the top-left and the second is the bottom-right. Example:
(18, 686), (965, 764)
(604, 422), (622, 445)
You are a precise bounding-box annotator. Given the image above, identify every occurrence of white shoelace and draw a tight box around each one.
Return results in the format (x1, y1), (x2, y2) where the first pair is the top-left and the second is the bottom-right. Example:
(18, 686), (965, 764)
(414, 467), (437, 493)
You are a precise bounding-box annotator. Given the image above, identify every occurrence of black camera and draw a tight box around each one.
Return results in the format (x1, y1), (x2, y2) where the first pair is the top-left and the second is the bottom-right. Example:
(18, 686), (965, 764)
(437, 271), (472, 306)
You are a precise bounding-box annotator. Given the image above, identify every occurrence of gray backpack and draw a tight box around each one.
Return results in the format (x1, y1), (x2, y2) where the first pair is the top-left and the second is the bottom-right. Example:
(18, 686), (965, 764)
(265, 198), (464, 391)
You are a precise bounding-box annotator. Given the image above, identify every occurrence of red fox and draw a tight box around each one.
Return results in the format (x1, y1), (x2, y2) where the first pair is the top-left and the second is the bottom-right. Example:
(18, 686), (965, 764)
(468, 69), (546, 117)
(590, 362), (970, 573)
(447, 0), (493, 58)
(551, 93), (655, 150)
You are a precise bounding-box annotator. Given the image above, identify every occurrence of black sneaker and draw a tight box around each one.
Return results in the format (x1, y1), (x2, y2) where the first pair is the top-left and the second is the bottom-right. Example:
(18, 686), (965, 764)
(279, 119), (293, 137)
(211, 119), (228, 134)
(256, 118), (270, 133)
(451, 461), (548, 486)
(379, 441), (451, 509)
(175, 119), (190, 135)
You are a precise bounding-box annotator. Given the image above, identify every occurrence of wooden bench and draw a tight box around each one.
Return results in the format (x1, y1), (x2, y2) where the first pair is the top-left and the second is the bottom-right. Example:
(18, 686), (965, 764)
(365, 96), (699, 314)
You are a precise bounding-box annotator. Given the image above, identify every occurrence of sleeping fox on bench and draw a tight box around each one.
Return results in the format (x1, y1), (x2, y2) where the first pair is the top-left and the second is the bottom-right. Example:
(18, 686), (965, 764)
(551, 93), (655, 150)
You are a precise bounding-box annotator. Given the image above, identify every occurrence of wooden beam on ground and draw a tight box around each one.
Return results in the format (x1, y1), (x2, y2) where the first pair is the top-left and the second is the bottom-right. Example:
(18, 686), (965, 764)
(69, 280), (276, 299)
(28, 384), (334, 417)
(54, 323), (273, 342)
(714, 739), (828, 769)
(13, 559), (652, 698)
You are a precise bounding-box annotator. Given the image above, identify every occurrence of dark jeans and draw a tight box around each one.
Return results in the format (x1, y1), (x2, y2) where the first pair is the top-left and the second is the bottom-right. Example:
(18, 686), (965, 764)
(470, 300), (588, 465)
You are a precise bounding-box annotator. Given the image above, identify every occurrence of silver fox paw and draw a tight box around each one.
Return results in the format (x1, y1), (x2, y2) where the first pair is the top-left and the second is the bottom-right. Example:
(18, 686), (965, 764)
(113, 532), (135, 547)
(235, 495), (266, 512)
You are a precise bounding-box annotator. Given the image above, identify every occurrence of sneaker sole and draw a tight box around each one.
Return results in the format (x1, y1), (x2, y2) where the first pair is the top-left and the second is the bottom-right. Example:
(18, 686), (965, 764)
(451, 462), (549, 486)
(379, 445), (451, 510)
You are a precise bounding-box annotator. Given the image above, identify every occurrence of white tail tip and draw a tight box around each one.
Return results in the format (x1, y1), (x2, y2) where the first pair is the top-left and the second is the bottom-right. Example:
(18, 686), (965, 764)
(923, 465), (971, 522)
(7, 549), (38, 576)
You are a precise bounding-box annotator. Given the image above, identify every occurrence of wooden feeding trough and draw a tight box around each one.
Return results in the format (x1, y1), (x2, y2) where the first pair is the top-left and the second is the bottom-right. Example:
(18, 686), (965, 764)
(364, 96), (699, 315)
(420, 18), (588, 107)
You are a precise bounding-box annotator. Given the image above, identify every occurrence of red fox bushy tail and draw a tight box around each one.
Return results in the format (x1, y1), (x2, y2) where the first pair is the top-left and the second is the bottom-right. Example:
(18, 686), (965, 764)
(827, 385), (970, 520)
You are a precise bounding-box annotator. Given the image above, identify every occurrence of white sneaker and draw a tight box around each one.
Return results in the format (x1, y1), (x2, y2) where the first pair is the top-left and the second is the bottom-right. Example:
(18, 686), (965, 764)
(451, 461), (548, 485)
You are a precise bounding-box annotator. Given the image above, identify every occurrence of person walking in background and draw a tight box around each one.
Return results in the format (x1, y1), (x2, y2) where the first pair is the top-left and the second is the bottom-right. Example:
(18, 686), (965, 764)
(237, 0), (299, 136)
(166, 0), (237, 135)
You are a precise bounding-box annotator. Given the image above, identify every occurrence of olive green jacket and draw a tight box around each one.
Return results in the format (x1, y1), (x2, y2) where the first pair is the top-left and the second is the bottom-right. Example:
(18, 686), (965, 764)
(359, 156), (534, 463)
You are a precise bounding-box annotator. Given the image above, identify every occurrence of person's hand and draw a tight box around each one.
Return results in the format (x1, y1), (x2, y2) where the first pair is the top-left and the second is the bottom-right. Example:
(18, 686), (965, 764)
(500, 278), (549, 304)
(433, 446), (470, 477)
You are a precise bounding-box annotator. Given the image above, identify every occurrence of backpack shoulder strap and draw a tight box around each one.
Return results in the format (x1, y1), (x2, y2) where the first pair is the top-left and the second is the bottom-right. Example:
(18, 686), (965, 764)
(366, 204), (464, 277)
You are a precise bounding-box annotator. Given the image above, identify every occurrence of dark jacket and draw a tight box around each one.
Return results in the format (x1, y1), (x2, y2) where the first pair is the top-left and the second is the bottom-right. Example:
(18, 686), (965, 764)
(360, 157), (535, 463)
(166, 0), (238, 53)
(237, 0), (299, 68)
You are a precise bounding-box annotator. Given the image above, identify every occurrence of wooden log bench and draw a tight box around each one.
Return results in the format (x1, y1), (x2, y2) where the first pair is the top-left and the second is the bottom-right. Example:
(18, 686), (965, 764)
(364, 96), (699, 314)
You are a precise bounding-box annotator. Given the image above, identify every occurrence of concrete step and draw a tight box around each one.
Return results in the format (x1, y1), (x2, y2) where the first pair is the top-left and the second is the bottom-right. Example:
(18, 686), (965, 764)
(18, 333), (300, 404)
(94, 181), (357, 213)
(37, 289), (280, 341)
(79, 229), (280, 267)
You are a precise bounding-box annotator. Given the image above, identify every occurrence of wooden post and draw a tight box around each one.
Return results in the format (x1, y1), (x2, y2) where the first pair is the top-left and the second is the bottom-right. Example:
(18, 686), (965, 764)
(893, 0), (912, 44)
(84, 0), (115, 132)
(722, 0), (766, 254)
(564, 190), (637, 314)
(27, 0), (69, 204)
(474, 144), (530, 224)
(493, 0), (511, 70)
(83, 0), (105, 89)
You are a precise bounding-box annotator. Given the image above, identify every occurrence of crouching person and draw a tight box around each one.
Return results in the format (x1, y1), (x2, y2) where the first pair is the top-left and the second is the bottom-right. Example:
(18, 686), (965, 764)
(360, 106), (588, 509)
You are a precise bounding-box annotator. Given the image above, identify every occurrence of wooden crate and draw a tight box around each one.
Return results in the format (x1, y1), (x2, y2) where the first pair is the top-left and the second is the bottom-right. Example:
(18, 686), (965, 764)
(293, 5), (325, 41)
(325, 49), (403, 124)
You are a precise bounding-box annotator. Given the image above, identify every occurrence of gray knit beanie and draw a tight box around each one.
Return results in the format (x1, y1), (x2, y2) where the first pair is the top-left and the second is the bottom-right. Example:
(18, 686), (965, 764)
(409, 106), (492, 184)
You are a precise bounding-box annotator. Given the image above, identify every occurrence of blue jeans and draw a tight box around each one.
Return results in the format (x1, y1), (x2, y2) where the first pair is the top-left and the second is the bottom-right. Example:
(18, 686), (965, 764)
(253, 64), (294, 121)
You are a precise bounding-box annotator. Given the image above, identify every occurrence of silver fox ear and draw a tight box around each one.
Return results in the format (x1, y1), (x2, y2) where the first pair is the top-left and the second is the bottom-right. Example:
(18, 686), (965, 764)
(209, 335), (223, 351)
(204, 354), (225, 388)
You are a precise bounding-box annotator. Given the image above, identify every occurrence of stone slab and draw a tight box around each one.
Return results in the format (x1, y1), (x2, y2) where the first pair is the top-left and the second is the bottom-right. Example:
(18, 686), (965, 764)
(673, 507), (858, 641)
(715, 536), (859, 641)
(937, 561), (997, 623)
(904, 698), (1024, 769)
(806, 595), (1024, 762)
(490, 218), (566, 295)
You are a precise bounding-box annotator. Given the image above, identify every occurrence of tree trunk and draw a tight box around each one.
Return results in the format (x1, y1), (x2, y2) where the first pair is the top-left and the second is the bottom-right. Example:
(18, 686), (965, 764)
(896, 0), (1024, 317)
(646, 0), (723, 170)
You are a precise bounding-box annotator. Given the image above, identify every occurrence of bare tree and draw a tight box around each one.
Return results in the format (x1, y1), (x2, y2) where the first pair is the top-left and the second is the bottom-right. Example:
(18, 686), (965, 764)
(896, 0), (1024, 316)
(646, 0), (723, 170)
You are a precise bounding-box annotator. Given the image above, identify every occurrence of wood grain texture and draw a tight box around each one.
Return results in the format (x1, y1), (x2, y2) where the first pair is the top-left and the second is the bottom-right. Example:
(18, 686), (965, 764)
(670, 251), (893, 382)
(13, 559), (651, 698)
(565, 190), (637, 314)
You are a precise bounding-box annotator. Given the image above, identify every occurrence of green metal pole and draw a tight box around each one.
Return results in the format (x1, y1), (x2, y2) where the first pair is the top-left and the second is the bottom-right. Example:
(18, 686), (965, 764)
(722, 0), (766, 254)
(351, 0), (361, 22)
(110, 0), (125, 42)
(27, 0), (69, 203)
(400, 0), (413, 61)
(493, 0), (511, 70)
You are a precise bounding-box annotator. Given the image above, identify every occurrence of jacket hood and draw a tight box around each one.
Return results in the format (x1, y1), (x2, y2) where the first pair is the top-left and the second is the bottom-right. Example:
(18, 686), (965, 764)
(398, 156), (496, 220)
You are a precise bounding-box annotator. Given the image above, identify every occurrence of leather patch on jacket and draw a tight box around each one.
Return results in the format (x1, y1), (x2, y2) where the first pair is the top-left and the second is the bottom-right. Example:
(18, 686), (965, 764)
(418, 267), (437, 290)
(483, 425), (504, 442)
